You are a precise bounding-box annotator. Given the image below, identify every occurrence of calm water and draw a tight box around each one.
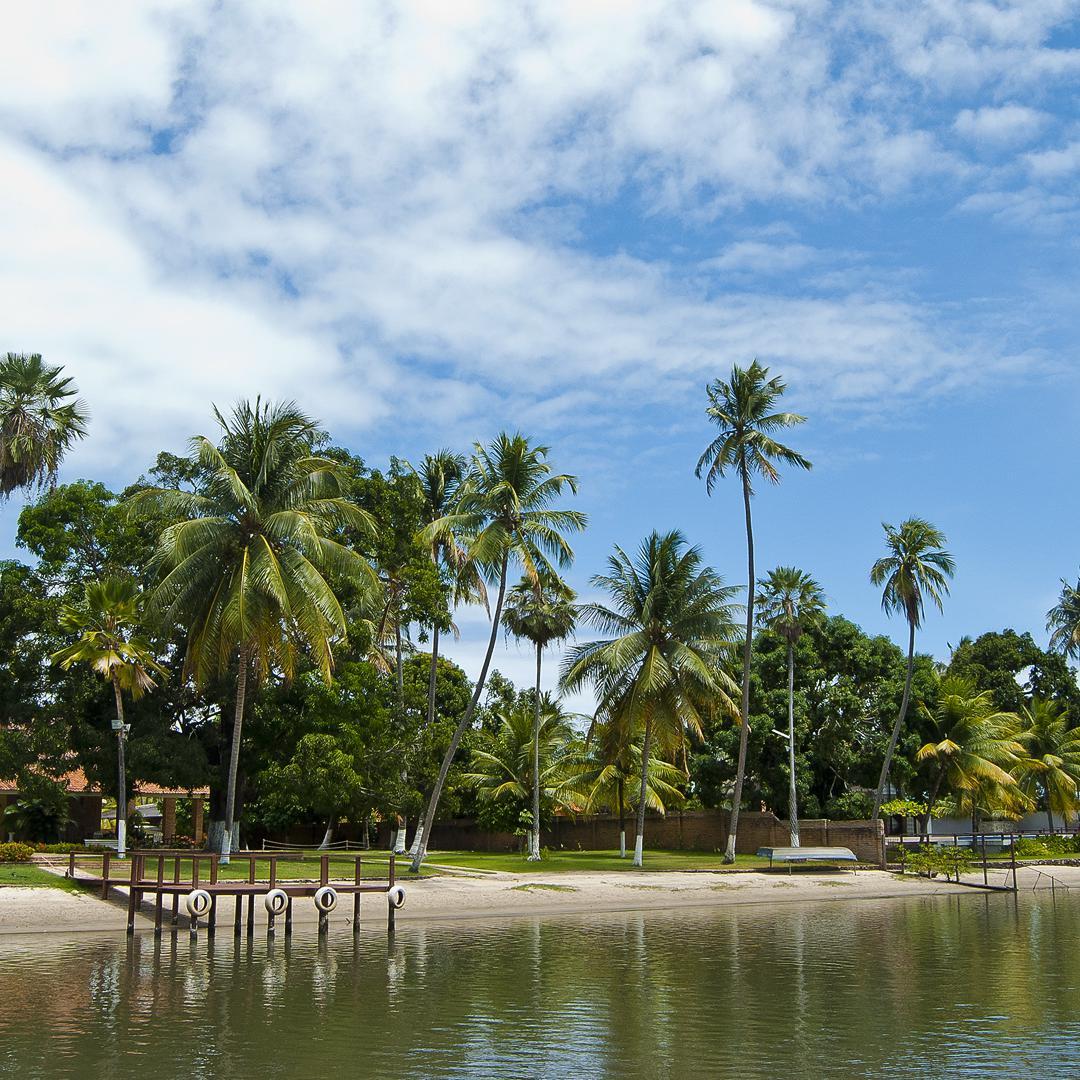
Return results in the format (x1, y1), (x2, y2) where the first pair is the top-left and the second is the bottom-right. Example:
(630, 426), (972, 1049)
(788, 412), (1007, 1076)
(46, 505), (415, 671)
(1, 892), (1078, 1079)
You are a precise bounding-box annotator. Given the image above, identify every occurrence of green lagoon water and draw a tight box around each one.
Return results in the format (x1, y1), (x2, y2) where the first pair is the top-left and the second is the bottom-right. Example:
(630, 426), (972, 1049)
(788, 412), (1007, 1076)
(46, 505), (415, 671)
(1, 891), (1078, 1079)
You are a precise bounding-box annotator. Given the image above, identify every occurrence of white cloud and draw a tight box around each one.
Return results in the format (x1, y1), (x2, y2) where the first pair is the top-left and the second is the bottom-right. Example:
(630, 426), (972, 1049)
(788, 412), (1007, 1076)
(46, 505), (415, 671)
(954, 104), (1048, 145)
(1025, 140), (1080, 179)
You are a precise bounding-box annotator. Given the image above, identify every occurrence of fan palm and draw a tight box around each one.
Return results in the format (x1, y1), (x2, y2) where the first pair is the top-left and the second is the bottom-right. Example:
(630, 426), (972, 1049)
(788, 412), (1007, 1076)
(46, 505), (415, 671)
(568, 716), (687, 858)
(561, 530), (740, 866)
(503, 571), (578, 859)
(409, 432), (585, 870)
(51, 577), (166, 858)
(870, 518), (955, 820)
(130, 399), (377, 862)
(1010, 698), (1080, 831)
(756, 566), (825, 846)
(1047, 577), (1080, 663)
(696, 360), (810, 861)
(0, 352), (89, 499)
(915, 676), (1025, 829)
(463, 696), (579, 836)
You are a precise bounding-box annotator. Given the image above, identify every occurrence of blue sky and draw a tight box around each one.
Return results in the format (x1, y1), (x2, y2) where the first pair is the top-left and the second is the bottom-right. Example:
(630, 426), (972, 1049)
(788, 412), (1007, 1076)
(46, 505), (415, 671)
(1, 1), (1079, 699)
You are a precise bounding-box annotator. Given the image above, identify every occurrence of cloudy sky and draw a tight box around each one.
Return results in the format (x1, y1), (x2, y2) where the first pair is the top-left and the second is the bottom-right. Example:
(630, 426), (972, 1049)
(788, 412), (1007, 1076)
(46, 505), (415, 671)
(2, 1), (1079, 699)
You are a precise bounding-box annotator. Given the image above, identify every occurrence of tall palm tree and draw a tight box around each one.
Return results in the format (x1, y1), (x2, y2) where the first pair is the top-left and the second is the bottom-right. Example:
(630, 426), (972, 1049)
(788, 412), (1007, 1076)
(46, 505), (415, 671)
(696, 361), (810, 861)
(130, 399), (378, 862)
(1010, 698), (1080, 831)
(51, 577), (166, 858)
(0, 353), (88, 499)
(409, 432), (585, 871)
(870, 518), (955, 821)
(1047, 577), (1080, 663)
(915, 676), (1025, 830)
(561, 530), (739, 867)
(569, 717), (687, 858)
(756, 566), (825, 846)
(463, 695), (579, 840)
(502, 571), (578, 860)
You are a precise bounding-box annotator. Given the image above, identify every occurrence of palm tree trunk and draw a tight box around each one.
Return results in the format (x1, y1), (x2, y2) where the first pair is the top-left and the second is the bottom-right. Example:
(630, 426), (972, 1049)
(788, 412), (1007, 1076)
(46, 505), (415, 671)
(392, 614), (409, 856)
(411, 550), (510, 872)
(724, 470), (755, 863)
(872, 620), (916, 821)
(111, 674), (128, 859)
(618, 776), (626, 858)
(787, 641), (799, 848)
(427, 624), (440, 728)
(633, 713), (655, 867)
(925, 768), (944, 833)
(528, 642), (542, 861)
(319, 815), (335, 849)
(221, 643), (251, 866)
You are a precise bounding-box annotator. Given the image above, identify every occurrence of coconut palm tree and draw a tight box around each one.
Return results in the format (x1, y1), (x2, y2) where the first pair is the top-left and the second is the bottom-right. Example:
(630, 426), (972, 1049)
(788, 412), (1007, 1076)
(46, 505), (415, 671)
(756, 566), (825, 846)
(0, 352), (88, 499)
(568, 717), (687, 858)
(130, 399), (377, 862)
(561, 530), (740, 866)
(696, 361), (810, 861)
(915, 676), (1025, 830)
(1047, 577), (1080, 663)
(463, 695), (579, 842)
(502, 571), (578, 859)
(409, 432), (585, 871)
(870, 518), (956, 821)
(1010, 698), (1080, 831)
(51, 577), (166, 858)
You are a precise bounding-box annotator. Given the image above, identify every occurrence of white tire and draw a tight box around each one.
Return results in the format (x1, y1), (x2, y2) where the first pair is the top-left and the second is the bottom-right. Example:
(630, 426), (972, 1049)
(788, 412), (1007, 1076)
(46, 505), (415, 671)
(313, 886), (338, 913)
(264, 888), (289, 916)
(185, 889), (212, 918)
(387, 885), (406, 909)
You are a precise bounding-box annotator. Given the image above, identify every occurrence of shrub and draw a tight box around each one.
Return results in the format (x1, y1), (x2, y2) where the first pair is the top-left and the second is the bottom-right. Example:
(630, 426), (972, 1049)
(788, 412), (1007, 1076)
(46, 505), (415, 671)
(32, 843), (85, 854)
(0, 842), (35, 863)
(1014, 835), (1080, 858)
(825, 790), (874, 820)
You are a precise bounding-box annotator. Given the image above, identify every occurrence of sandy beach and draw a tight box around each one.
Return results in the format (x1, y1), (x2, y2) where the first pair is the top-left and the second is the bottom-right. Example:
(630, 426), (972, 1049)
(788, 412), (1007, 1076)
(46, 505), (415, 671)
(6, 861), (1070, 936)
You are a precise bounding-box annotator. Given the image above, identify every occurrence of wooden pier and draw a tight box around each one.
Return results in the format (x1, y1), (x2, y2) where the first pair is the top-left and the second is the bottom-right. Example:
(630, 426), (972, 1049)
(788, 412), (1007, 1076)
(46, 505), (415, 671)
(65, 849), (405, 936)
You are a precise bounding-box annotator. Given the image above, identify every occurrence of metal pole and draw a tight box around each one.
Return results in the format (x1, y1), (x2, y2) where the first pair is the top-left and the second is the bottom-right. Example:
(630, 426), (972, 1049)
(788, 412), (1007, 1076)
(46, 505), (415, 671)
(981, 833), (988, 888)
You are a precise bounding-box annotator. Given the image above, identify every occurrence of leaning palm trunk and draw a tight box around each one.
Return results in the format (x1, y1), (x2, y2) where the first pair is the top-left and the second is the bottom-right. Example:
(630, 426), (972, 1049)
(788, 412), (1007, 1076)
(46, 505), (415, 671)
(411, 553), (510, 871)
(786, 641), (799, 847)
(872, 621), (916, 821)
(725, 474), (755, 862)
(319, 816), (335, 850)
(618, 776), (626, 858)
(221, 644), (250, 865)
(111, 674), (128, 859)
(528, 643), (542, 861)
(407, 625), (442, 860)
(633, 715), (655, 867)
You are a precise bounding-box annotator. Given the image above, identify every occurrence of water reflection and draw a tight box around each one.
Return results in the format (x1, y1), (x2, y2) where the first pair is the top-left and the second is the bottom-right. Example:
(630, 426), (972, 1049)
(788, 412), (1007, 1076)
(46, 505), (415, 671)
(1, 892), (1079, 1079)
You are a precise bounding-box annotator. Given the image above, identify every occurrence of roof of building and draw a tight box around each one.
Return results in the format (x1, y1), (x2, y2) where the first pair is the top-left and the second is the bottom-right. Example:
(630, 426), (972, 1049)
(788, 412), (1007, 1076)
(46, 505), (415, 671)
(0, 768), (207, 798)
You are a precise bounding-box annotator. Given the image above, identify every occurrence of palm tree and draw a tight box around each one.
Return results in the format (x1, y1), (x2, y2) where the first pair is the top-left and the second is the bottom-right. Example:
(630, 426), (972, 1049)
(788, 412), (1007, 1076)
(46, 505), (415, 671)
(1010, 698), (1080, 832)
(696, 361), (810, 861)
(870, 518), (956, 821)
(463, 695), (579, 842)
(502, 571), (578, 859)
(569, 717), (687, 858)
(409, 432), (585, 871)
(51, 577), (166, 858)
(0, 353), (88, 499)
(756, 567), (825, 846)
(130, 399), (377, 863)
(1047, 577), (1080, 663)
(561, 530), (739, 866)
(915, 676), (1025, 830)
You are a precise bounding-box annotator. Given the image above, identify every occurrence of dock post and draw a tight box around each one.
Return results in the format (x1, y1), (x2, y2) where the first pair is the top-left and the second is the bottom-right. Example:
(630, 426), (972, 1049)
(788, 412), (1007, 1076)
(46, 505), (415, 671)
(247, 857), (256, 936)
(285, 897), (293, 936)
(267, 859), (278, 936)
(171, 857), (181, 925)
(353, 856), (362, 931)
(234, 895), (243, 936)
(154, 857), (164, 936)
(126, 853), (139, 935)
(101, 851), (111, 900)
(387, 853), (397, 934)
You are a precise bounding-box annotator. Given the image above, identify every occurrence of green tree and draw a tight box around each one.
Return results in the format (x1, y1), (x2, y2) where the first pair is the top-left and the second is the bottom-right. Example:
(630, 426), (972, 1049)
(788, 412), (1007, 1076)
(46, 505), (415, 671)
(51, 578), (166, 857)
(0, 353), (88, 500)
(756, 566), (825, 846)
(131, 399), (378, 862)
(1010, 698), (1080, 831)
(502, 571), (578, 859)
(409, 432), (585, 871)
(695, 360), (810, 861)
(463, 695), (578, 840)
(869, 517), (955, 821)
(1047, 577), (1080, 666)
(561, 530), (739, 866)
(915, 676), (1024, 829)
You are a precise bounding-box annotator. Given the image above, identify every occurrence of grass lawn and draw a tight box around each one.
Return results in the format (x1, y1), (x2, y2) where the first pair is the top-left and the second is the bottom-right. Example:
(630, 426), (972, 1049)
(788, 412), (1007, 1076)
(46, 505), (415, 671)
(0, 864), (88, 892)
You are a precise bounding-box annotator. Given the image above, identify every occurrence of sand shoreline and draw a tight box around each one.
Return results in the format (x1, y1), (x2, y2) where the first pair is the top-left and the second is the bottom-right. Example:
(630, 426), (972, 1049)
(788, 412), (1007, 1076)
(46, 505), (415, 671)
(1, 863), (1046, 937)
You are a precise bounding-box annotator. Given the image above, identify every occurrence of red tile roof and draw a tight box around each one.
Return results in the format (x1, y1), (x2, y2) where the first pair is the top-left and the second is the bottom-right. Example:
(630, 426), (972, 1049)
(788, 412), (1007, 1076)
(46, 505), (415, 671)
(0, 768), (207, 798)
